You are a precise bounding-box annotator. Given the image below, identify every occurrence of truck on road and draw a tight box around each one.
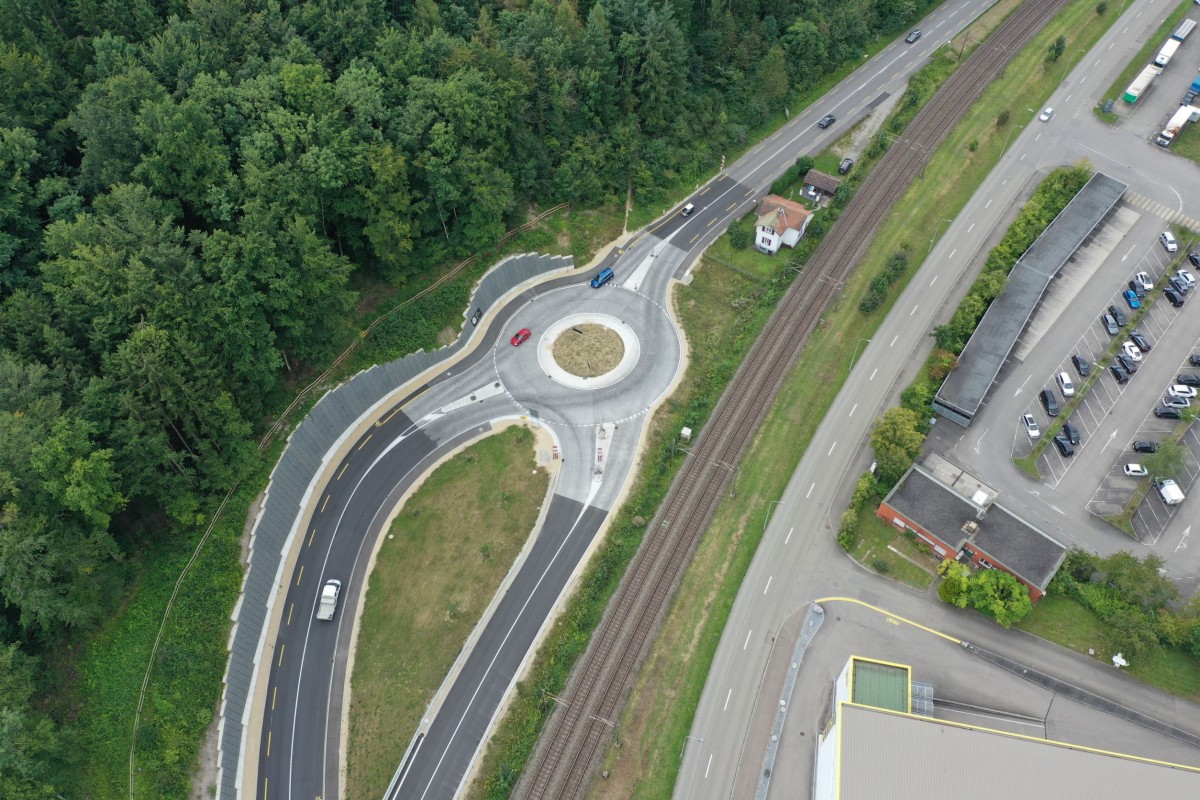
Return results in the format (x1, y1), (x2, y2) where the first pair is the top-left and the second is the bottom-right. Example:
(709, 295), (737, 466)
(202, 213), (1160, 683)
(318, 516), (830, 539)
(1155, 478), (1185, 506)
(1125, 64), (1162, 103)
(1155, 39), (1180, 68)
(316, 579), (342, 620)
(1156, 105), (1199, 147)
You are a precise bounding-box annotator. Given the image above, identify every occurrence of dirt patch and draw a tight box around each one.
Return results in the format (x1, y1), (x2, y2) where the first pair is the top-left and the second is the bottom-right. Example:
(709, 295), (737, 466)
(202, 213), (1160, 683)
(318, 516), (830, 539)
(551, 324), (624, 377)
(190, 713), (220, 800)
(838, 91), (904, 159)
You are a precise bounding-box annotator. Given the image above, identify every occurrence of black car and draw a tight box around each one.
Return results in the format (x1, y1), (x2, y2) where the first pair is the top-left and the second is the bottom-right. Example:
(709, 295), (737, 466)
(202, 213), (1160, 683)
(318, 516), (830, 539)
(1170, 276), (1190, 295)
(1128, 280), (1147, 299)
(1190, 355), (1200, 367)
(1116, 354), (1139, 374)
(1155, 406), (1184, 420)
(1053, 434), (1075, 457)
(1062, 421), (1081, 445)
(1101, 313), (1120, 335)
(1110, 364), (1130, 383)
(1133, 440), (1159, 454)
(838, 157), (854, 175)
(1165, 287), (1185, 307)
(1180, 373), (1200, 387)
(818, 114), (836, 129)
(1190, 251), (1200, 268)
(1039, 388), (1060, 417)
(1071, 354), (1091, 377)
(905, 30), (922, 43)
(1130, 330), (1152, 352)
(1107, 305), (1127, 326)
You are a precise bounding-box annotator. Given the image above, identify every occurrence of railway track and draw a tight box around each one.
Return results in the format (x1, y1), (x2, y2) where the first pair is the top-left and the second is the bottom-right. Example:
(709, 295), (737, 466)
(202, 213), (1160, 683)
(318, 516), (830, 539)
(515, 1), (1070, 796)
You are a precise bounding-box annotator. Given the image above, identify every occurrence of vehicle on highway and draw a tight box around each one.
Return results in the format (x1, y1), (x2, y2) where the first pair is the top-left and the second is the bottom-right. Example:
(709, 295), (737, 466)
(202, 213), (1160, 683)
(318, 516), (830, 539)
(1110, 364), (1131, 384)
(1130, 330), (1152, 352)
(1039, 388), (1060, 417)
(1165, 287), (1185, 307)
(1178, 268), (1197, 289)
(1169, 384), (1198, 398)
(905, 30), (922, 43)
(1063, 421), (1081, 445)
(818, 114), (836, 128)
(1052, 433), (1074, 457)
(1123, 289), (1141, 310)
(1133, 440), (1159, 453)
(1039, 107), (1054, 122)
(510, 328), (532, 346)
(1162, 231), (1179, 253)
(1116, 354), (1139, 374)
(1155, 406), (1184, 419)
(681, 202), (695, 216)
(1020, 413), (1040, 439)
(1072, 354), (1091, 377)
(316, 579), (342, 621)
(1121, 341), (1143, 362)
(1056, 371), (1075, 397)
(838, 158), (854, 174)
(1101, 313), (1120, 335)
(1108, 305), (1127, 326)
(1133, 271), (1154, 292)
(591, 267), (615, 288)
(1162, 394), (1191, 408)
(1179, 373), (1200, 387)
(1124, 464), (1149, 477)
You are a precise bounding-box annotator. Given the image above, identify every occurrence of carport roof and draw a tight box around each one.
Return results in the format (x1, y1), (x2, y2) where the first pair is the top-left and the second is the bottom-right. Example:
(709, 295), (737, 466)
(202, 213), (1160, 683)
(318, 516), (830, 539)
(883, 463), (1065, 591)
(934, 173), (1127, 426)
(836, 703), (1200, 799)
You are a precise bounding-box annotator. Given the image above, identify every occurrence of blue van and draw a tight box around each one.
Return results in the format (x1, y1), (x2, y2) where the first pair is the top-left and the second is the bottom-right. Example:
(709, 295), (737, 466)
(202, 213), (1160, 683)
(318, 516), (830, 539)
(591, 267), (615, 288)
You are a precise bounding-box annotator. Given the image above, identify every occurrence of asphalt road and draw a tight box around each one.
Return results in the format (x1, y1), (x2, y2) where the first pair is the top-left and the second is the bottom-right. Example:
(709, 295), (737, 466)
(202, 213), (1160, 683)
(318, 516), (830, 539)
(254, 0), (1003, 797)
(678, 0), (1200, 796)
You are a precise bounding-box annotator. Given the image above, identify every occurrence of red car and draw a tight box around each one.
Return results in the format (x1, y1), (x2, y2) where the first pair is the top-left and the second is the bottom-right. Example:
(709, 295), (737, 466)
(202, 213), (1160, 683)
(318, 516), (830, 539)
(510, 328), (532, 346)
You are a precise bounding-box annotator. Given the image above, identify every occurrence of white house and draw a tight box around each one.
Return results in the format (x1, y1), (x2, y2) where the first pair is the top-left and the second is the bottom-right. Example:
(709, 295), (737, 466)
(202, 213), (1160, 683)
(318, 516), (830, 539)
(754, 194), (813, 255)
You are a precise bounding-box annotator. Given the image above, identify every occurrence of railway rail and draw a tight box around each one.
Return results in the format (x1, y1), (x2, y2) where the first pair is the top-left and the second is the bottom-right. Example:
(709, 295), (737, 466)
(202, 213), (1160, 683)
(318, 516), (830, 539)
(516, 0), (1070, 796)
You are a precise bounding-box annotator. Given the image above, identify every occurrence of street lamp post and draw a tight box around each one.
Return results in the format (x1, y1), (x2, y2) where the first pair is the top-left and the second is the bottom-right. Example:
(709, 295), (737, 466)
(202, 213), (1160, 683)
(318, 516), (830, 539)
(764, 500), (783, 532)
(849, 338), (872, 371)
(1001, 123), (1025, 155)
(928, 218), (952, 255)
(714, 459), (739, 497)
(1060, 49), (1086, 85)
(681, 734), (705, 758)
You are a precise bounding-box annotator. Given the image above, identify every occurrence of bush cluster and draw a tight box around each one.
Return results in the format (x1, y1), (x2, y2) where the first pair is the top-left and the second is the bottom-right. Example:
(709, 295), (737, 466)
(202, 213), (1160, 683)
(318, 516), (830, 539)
(858, 250), (910, 313)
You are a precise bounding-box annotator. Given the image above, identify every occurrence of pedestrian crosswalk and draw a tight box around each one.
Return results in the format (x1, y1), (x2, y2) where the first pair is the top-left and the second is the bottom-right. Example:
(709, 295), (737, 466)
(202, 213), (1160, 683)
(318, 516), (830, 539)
(1124, 191), (1200, 231)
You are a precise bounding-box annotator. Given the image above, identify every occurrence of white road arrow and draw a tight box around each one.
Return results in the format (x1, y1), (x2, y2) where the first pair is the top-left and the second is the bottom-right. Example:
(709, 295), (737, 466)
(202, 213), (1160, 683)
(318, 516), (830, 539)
(1176, 525), (1191, 554)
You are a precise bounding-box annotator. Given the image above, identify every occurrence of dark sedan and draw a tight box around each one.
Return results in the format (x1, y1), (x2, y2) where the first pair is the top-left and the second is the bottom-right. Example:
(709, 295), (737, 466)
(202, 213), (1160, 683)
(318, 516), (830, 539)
(1154, 406), (1184, 420)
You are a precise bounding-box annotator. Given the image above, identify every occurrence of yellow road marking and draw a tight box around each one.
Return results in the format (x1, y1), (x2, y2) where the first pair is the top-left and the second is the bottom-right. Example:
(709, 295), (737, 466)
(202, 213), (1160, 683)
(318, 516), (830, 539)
(287, 603), (294, 626)
(690, 234), (699, 244)
(267, 730), (272, 757)
(700, 186), (712, 196)
(277, 644), (285, 667)
(272, 686), (277, 711)
(745, 189), (754, 196)
(307, 527), (316, 547)
(376, 387), (431, 426)
(337, 463), (349, 480)
(263, 778), (267, 800)
(814, 596), (961, 644)
(320, 495), (330, 513)
(357, 434), (372, 451)
(726, 203), (737, 211)
(295, 565), (304, 586)
(707, 218), (717, 226)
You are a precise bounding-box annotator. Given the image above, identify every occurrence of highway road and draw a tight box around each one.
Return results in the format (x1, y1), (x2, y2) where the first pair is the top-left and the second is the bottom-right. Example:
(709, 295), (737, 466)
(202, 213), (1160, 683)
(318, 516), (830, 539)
(676, 0), (1200, 796)
(249, 0), (1003, 798)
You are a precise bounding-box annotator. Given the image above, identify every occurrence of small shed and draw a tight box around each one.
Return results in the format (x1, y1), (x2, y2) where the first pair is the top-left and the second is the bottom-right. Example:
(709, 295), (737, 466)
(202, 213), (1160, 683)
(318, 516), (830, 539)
(803, 169), (842, 198)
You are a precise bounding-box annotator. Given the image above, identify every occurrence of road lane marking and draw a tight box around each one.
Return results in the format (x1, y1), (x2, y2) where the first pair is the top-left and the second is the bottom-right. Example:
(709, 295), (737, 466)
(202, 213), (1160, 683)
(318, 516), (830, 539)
(726, 203), (737, 211)
(358, 433), (373, 450)
(807, 481), (815, 497)
(930, 275), (938, 286)
(272, 685), (277, 710)
(967, 222), (975, 233)
(890, 335), (898, 347)
(985, 198), (992, 208)
(263, 778), (268, 800)
(320, 495), (330, 513)
(307, 527), (316, 547)
(849, 403), (858, 417)
(785, 526), (794, 544)
(827, 441), (837, 456)
(870, 367), (878, 381)
(763, 576), (773, 594)
(267, 730), (272, 757)
(706, 753), (713, 779)
(337, 463), (349, 480)
(724, 689), (732, 710)
(708, 218), (717, 226)
(743, 629), (752, 650)
(948, 249), (956, 259)
(294, 565), (304, 586)
(690, 234), (699, 243)
(277, 644), (285, 667)
(910, 304), (919, 316)
(287, 603), (294, 626)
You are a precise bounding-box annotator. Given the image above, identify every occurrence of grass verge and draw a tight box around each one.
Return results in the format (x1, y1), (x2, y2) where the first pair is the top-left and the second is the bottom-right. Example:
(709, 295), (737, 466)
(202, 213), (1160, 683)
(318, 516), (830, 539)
(1095, 0), (1193, 123)
(345, 426), (549, 799)
(848, 506), (938, 590)
(583, 1), (1127, 798)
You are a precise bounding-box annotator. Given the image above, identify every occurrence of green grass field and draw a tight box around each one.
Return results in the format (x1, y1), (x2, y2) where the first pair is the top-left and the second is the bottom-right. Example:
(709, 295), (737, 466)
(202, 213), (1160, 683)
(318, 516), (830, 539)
(849, 507), (938, 590)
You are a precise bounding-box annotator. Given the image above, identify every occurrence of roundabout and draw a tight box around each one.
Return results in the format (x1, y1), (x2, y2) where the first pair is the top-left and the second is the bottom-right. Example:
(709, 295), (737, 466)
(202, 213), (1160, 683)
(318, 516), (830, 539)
(539, 313), (638, 389)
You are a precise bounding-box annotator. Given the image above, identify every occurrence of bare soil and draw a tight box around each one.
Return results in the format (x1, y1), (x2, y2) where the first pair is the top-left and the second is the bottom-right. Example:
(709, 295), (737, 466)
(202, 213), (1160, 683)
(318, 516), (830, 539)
(551, 324), (624, 377)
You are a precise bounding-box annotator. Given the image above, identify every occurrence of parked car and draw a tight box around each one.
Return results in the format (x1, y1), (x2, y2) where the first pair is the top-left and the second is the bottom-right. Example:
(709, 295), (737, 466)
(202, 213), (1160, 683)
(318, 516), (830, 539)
(818, 114), (836, 128)
(1123, 289), (1141, 310)
(1190, 252), (1200, 268)
(1169, 276), (1190, 295)
(1039, 388), (1060, 417)
(1110, 364), (1131, 384)
(1121, 341), (1143, 361)
(1133, 440), (1159, 454)
(1101, 313), (1120, 335)
(1133, 271), (1154, 292)
(1124, 464), (1149, 477)
(1071, 354), (1091, 377)
(1130, 330), (1152, 352)
(1052, 434), (1075, 457)
(1168, 384), (1198, 398)
(1116, 354), (1140, 374)
(1189, 354), (1200, 367)
(1162, 231), (1179, 253)
(1163, 395), (1192, 408)
(1155, 406), (1184, 419)
(510, 328), (532, 346)
(1178, 373), (1200, 387)
(1063, 421), (1081, 445)
(838, 157), (854, 175)
(1056, 371), (1075, 397)
(905, 29), (922, 43)
(1108, 305), (1127, 326)
(1127, 280), (1146, 299)
(1020, 413), (1040, 439)
(1039, 107), (1055, 122)
(1165, 287), (1185, 307)
(681, 202), (695, 216)
(1177, 268), (1198, 289)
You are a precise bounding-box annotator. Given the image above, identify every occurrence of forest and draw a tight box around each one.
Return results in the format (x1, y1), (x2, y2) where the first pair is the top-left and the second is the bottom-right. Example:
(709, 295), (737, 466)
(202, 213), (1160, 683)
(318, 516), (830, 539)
(0, 0), (932, 794)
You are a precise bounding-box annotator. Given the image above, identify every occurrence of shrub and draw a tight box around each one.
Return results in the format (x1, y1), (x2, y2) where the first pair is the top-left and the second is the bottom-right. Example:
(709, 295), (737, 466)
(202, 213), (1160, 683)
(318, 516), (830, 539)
(996, 109), (1010, 128)
(729, 224), (750, 250)
(837, 509), (859, 551)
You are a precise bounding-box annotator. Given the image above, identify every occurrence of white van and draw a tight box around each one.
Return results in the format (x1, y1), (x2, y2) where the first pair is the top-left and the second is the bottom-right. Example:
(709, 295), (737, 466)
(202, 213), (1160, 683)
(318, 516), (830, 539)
(1056, 371), (1075, 397)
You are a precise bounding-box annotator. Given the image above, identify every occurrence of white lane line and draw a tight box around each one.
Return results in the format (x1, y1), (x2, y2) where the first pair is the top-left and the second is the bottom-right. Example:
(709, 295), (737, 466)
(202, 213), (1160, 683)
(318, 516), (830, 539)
(785, 526), (794, 544)
(870, 367), (878, 381)
(930, 275), (938, 286)
(985, 198), (992, 208)
(763, 576), (773, 595)
(849, 403), (857, 417)
(705, 753), (713, 779)
(806, 482), (815, 498)
(827, 441), (837, 456)
(743, 629), (752, 650)
(910, 304), (919, 316)
(968, 222), (975, 233)
(890, 335), (898, 347)
(724, 689), (732, 711)
(1035, 133), (1041, 142)
(948, 248), (956, 259)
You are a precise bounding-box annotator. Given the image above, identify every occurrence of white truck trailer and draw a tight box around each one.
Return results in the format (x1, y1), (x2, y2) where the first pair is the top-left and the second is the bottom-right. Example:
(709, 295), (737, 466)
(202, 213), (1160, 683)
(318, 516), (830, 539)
(1155, 38), (1180, 68)
(316, 579), (342, 620)
(1156, 105), (1200, 147)
(1124, 64), (1162, 104)
(1155, 479), (1185, 506)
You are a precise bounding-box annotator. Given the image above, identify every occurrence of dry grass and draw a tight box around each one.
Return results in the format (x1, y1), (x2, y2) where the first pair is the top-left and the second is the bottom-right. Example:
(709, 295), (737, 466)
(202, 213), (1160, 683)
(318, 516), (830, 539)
(344, 426), (549, 800)
(551, 324), (624, 377)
